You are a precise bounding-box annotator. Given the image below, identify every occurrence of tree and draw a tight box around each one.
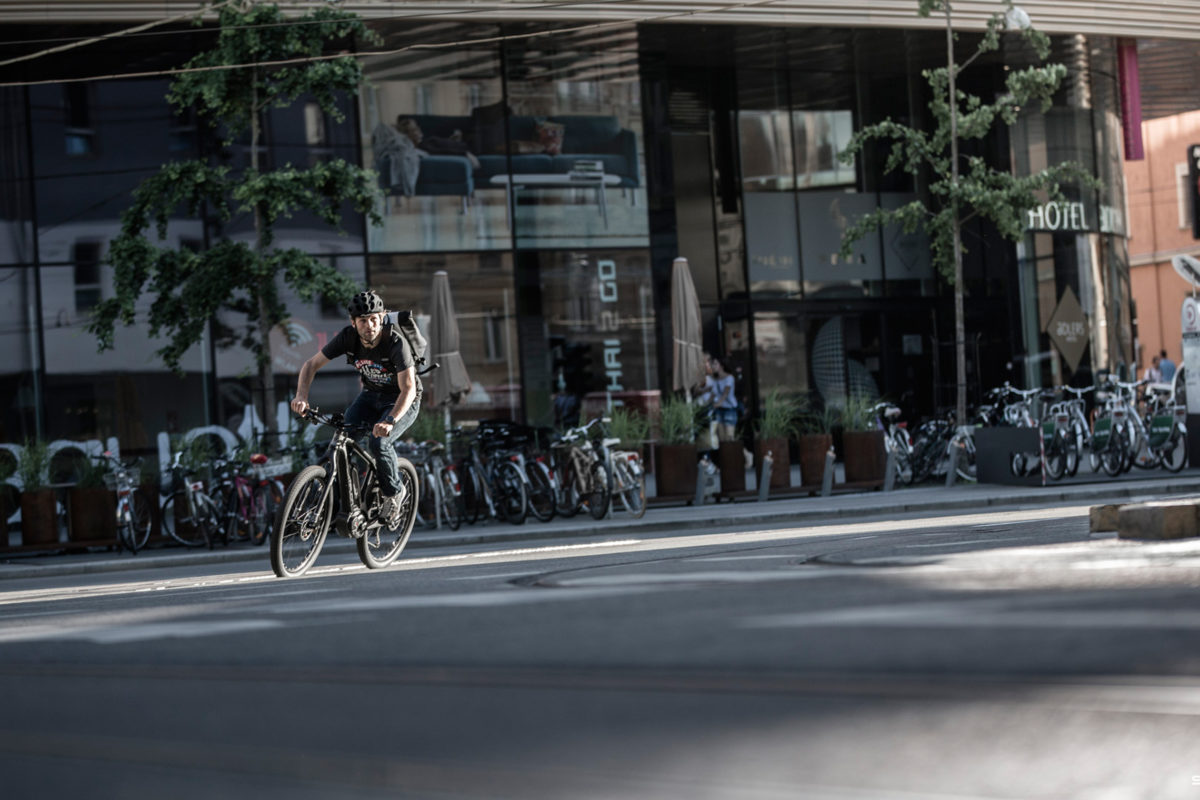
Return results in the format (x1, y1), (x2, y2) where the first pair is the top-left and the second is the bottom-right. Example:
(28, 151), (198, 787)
(838, 0), (1097, 425)
(88, 1), (381, 436)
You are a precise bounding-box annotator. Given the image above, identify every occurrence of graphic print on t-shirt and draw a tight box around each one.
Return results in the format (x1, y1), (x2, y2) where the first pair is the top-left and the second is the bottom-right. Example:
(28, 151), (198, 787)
(355, 359), (395, 390)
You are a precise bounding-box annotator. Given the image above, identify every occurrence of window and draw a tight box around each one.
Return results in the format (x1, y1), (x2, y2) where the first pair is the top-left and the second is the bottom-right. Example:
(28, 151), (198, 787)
(73, 241), (102, 312)
(1177, 162), (1191, 230)
(304, 102), (331, 166)
(64, 84), (94, 156)
(483, 308), (506, 363)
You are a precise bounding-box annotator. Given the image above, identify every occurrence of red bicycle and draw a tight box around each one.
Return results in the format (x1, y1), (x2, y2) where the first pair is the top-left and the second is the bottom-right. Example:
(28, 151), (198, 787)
(212, 453), (284, 547)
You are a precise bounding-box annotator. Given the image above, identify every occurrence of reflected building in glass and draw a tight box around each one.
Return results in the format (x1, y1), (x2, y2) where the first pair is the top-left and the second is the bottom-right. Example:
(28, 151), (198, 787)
(2, 2), (1193, 461)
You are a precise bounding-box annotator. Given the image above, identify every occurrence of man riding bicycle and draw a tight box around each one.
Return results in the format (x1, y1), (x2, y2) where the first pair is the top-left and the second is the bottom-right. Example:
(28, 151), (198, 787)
(290, 290), (421, 527)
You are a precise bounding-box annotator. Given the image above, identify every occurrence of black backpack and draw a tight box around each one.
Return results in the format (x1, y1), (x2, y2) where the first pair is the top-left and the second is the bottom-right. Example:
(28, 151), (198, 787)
(391, 310), (427, 367)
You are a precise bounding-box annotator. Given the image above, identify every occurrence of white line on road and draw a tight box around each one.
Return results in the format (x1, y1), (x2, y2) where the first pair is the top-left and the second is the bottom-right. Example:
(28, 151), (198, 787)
(903, 537), (1027, 549)
(0, 619), (282, 645)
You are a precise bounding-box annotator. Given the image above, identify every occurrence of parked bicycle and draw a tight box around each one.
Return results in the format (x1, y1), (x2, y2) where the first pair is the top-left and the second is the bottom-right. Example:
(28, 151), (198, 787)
(872, 401), (913, 485)
(211, 452), (284, 547)
(272, 406), (419, 578)
(160, 449), (223, 548)
(96, 451), (152, 554)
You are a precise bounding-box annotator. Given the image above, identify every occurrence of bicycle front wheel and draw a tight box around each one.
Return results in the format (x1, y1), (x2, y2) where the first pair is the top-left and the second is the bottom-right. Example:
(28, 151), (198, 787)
(272, 465), (333, 578)
(587, 462), (610, 521)
(614, 457), (646, 518)
(357, 459), (418, 569)
(439, 467), (463, 531)
(1162, 432), (1188, 473)
(525, 460), (557, 522)
(122, 489), (153, 553)
(160, 490), (208, 548)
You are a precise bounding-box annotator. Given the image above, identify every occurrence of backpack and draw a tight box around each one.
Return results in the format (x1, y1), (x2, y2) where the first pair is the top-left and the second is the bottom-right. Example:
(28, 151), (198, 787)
(391, 310), (427, 367)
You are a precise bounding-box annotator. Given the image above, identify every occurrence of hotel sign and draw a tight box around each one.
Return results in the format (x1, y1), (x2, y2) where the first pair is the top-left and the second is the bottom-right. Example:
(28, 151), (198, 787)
(1024, 200), (1126, 236)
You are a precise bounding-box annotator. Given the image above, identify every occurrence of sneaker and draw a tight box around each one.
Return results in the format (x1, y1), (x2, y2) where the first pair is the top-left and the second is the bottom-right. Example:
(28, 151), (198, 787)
(379, 485), (408, 528)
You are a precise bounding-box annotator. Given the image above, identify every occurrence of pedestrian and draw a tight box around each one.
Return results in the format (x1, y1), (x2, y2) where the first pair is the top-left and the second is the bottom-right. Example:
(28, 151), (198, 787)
(1143, 355), (1162, 384)
(708, 356), (739, 444)
(290, 290), (422, 529)
(1158, 349), (1177, 382)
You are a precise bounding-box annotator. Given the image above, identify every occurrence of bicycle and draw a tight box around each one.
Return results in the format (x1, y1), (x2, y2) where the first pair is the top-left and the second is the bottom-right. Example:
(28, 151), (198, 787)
(160, 450), (223, 549)
(553, 418), (610, 519)
(272, 406), (419, 578)
(212, 452), (283, 547)
(96, 451), (152, 554)
(871, 401), (913, 486)
(401, 439), (462, 531)
(451, 424), (528, 526)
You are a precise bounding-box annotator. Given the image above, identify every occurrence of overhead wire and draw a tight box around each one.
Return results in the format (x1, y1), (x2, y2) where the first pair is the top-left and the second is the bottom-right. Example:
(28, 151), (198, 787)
(0, 0), (788, 88)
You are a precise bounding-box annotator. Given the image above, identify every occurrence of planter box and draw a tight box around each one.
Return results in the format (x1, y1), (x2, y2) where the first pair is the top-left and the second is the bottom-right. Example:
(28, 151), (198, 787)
(754, 438), (791, 489)
(843, 430), (887, 483)
(68, 487), (116, 542)
(717, 441), (745, 493)
(655, 443), (697, 496)
(20, 489), (58, 546)
(798, 434), (833, 486)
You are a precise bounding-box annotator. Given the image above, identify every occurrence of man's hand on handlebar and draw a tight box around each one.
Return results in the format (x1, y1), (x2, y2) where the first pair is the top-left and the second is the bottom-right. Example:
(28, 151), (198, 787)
(290, 397), (309, 416)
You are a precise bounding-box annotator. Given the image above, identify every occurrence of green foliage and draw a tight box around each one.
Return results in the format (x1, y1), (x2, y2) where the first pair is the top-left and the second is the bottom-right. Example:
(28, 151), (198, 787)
(838, 393), (879, 433)
(404, 412), (446, 446)
(838, 1), (1099, 283)
(608, 406), (650, 449)
(73, 454), (110, 489)
(173, 434), (216, 477)
(756, 389), (803, 441)
(798, 403), (839, 436)
(87, 1), (382, 405)
(17, 439), (49, 491)
(658, 395), (696, 445)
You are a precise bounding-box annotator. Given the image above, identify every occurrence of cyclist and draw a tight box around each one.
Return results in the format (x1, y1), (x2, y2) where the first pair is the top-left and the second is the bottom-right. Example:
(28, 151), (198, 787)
(290, 290), (421, 527)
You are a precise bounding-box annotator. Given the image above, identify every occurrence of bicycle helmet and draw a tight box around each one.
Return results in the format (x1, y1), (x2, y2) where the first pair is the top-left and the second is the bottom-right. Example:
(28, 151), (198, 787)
(348, 290), (385, 317)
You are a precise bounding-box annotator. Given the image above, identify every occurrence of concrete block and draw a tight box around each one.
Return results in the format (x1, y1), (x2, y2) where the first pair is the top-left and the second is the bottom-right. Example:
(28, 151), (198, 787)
(1117, 500), (1200, 540)
(1090, 504), (1123, 532)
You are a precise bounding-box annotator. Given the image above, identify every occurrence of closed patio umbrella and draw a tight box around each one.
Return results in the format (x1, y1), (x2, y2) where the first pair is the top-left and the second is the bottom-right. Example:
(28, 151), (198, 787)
(429, 270), (472, 425)
(671, 257), (705, 399)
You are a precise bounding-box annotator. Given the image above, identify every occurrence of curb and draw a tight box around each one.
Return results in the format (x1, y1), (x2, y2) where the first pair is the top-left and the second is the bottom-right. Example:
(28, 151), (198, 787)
(4, 475), (1200, 581)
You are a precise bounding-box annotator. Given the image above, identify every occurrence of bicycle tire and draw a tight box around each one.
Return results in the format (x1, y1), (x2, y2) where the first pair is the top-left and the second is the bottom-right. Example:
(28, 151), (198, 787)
(195, 492), (223, 549)
(216, 482), (244, 544)
(249, 481), (283, 547)
(1100, 427), (1125, 477)
(122, 488), (153, 553)
(1162, 432), (1188, 473)
(271, 465), (333, 578)
(459, 462), (484, 525)
(554, 454), (582, 517)
(494, 461), (527, 525)
(415, 470), (438, 528)
(615, 458), (646, 518)
(160, 490), (209, 548)
(525, 460), (556, 522)
(438, 467), (462, 531)
(1044, 434), (1065, 480)
(587, 462), (610, 521)
(357, 459), (418, 569)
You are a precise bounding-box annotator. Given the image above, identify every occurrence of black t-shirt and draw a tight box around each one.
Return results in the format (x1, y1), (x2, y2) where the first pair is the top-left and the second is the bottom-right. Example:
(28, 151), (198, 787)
(322, 322), (415, 394)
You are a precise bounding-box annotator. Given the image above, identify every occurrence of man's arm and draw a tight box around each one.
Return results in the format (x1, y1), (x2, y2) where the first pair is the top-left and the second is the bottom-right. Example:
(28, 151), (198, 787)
(291, 352), (331, 415)
(373, 366), (418, 439)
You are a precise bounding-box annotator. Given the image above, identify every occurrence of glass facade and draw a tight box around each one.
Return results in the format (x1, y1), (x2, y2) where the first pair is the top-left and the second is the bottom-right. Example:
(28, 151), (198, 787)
(0, 18), (1134, 466)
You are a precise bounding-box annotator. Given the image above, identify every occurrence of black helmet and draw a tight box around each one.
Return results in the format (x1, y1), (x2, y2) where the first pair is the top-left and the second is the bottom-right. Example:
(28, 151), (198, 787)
(348, 290), (384, 317)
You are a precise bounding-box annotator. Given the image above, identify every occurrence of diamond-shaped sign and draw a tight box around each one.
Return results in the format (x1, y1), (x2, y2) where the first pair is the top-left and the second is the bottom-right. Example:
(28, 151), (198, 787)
(1046, 286), (1090, 373)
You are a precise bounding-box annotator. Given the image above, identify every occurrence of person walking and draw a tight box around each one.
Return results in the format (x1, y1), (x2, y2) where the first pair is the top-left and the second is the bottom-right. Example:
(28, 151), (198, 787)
(1143, 355), (1162, 384)
(290, 290), (422, 528)
(1158, 349), (1177, 382)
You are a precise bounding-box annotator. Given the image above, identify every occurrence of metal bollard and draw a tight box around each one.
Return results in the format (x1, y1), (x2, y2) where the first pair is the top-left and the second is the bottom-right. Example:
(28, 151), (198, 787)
(883, 448), (896, 493)
(694, 455), (715, 506)
(757, 451), (773, 502)
(821, 447), (835, 497)
(945, 442), (959, 487)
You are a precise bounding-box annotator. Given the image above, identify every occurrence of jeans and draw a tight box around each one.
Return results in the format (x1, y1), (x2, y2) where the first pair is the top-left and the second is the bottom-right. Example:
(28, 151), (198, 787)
(344, 386), (422, 498)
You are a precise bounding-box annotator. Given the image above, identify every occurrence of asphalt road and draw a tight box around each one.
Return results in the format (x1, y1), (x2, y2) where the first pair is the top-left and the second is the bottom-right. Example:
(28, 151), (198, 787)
(2, 501), (1200, 799)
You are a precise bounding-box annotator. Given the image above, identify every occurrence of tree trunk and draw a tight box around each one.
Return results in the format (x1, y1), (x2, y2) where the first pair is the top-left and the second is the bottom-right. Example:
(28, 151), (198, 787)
(946, 5), (968, 428)
(249, 71), (278, 443)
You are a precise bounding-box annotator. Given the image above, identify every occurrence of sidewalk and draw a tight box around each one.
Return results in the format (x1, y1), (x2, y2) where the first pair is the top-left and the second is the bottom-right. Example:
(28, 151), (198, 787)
(3, 471), (1200, 581)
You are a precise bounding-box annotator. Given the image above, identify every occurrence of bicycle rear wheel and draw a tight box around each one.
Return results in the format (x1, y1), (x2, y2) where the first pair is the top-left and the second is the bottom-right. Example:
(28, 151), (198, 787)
(1162, 432), (1188, 473)
(525, 460), (556, 522)
(554, 454), (582, 518)
(358, 459), (418, 569)
(439, 467), (462, 531)
(587, 462), (610, 521)
(459, 462), (485, 525)
(272, 465), (333, 578)
(494, 461), (527, 525)
(250, 480), (283, 547)
(160, 490), (208, 548)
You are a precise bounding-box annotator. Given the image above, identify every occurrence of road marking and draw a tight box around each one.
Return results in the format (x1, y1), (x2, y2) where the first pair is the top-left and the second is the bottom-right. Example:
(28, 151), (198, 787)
(903, 537), (1026, 549)
(263, 586), (647, 615)
(0, 619), (282, 645)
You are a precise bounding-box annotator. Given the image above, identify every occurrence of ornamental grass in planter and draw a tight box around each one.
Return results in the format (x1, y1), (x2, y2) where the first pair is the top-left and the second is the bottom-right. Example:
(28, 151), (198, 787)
(755, 389), (802, 489)
(68, 453), (115, 543)
(654, 395), (697, 497)
(798, 405), (838, 488)
(840, 394), (887, 484)
(608, 406), (650, 454)
(18, 439), (57, 546)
